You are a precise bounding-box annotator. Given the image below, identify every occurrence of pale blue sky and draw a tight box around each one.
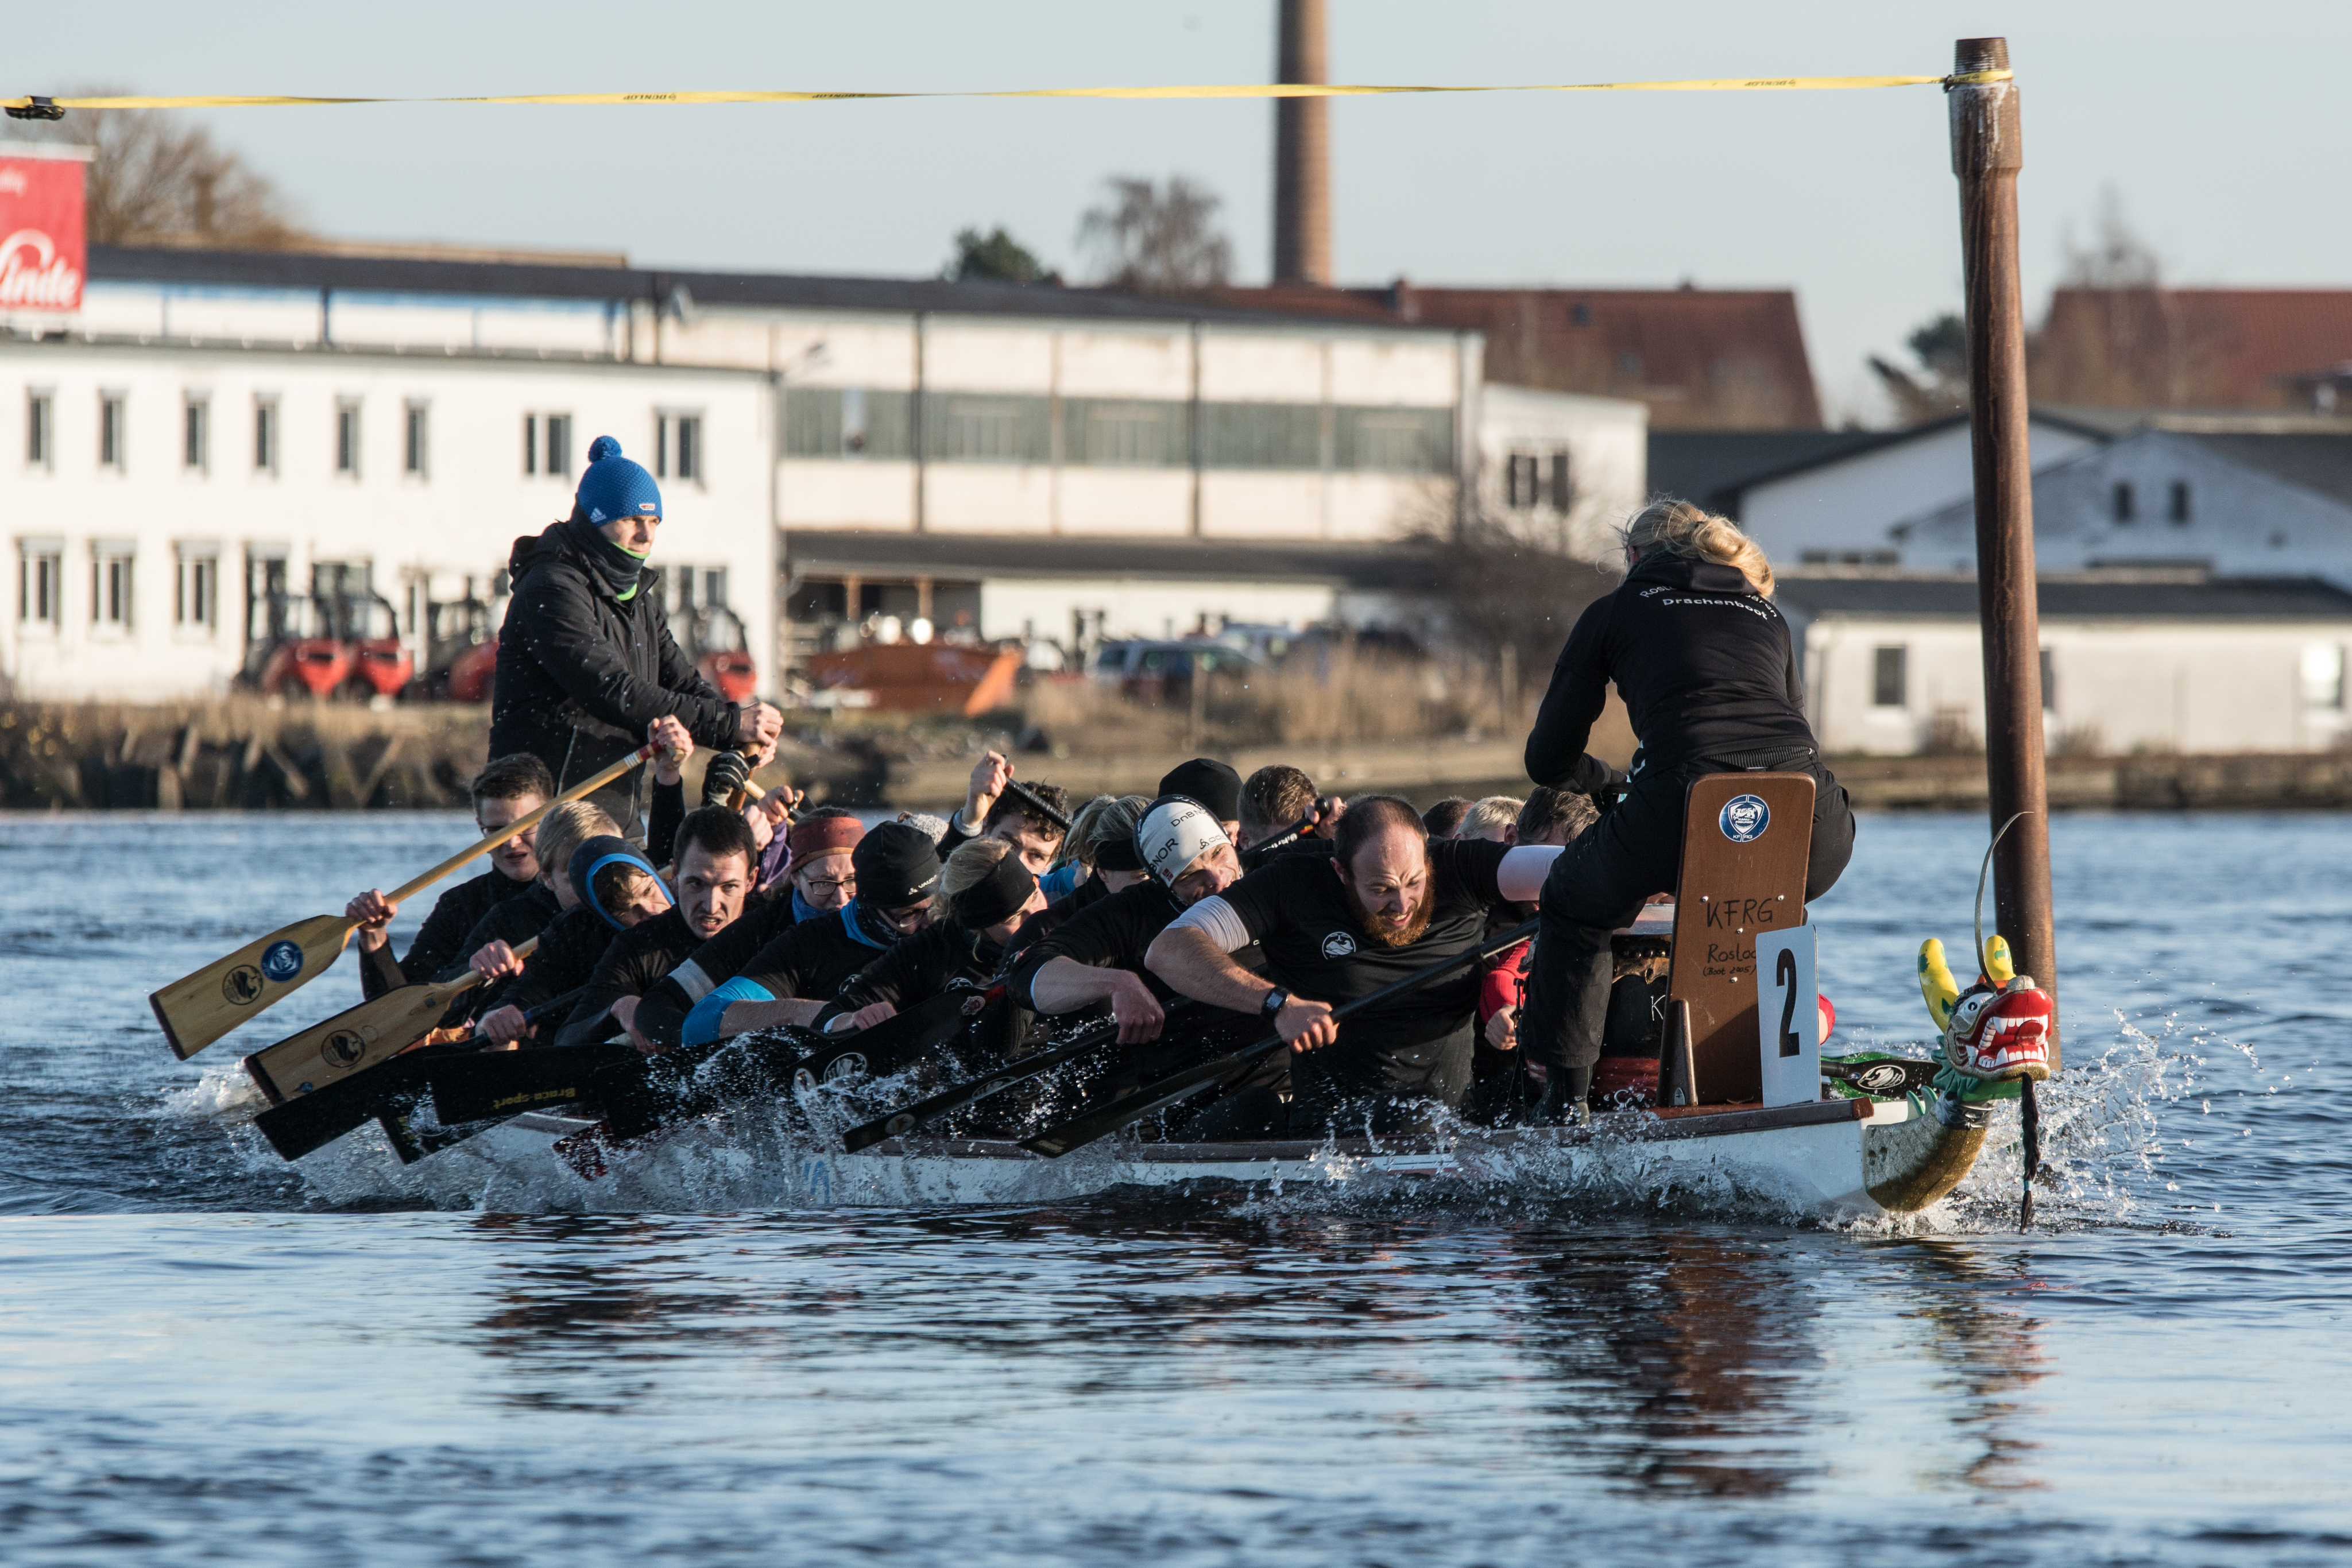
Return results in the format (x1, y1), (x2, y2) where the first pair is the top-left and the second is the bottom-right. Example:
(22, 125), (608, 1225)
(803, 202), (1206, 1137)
(15, 1), (2347, 423)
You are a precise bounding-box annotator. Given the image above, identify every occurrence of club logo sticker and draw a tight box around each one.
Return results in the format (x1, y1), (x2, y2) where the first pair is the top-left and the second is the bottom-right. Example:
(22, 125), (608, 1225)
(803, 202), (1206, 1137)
(1321, 931), (1358, 959)
(322, 1030), (366, 1070)
(221, 965), (265, 1006)
(961, 994), (988, 1017)
(822, 1053), (867, 1082)
(260, 940), (305, 984)
(1719, 794), (1771, 843)
(1851, 1062), (1912, 1094)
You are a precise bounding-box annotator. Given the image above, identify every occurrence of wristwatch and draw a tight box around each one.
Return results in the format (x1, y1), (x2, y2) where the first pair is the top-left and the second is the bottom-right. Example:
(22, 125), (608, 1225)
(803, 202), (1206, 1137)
(1259, 988), (1290, 1020)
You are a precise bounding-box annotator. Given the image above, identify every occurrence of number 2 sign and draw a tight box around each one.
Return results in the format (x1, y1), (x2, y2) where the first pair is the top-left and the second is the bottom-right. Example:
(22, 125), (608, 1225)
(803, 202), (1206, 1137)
(1754, 923), (1819, 1107)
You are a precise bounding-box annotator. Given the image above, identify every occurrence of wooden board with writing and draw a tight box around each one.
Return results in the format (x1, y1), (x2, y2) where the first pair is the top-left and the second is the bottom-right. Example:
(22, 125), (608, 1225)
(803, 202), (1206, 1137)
(1667, 773), (1816, 1105)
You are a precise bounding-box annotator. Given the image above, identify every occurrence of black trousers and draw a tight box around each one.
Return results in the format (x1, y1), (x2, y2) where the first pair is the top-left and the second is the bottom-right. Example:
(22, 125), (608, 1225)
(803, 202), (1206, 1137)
(1517, 747), (1856, 1085)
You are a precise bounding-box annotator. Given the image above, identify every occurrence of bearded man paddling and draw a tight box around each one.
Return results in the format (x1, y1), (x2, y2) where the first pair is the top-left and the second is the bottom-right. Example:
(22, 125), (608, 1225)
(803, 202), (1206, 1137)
(1146, 795), (1562, 1135)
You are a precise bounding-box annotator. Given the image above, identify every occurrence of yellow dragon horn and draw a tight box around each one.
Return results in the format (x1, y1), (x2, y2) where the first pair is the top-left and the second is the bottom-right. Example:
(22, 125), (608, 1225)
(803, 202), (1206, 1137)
(1918, 939), (1959, 1031)
(1982, 934), (2016, 987)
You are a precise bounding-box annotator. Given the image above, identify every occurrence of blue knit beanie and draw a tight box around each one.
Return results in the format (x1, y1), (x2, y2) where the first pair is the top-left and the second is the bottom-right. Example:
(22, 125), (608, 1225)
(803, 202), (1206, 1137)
(575, 435), (662, 525)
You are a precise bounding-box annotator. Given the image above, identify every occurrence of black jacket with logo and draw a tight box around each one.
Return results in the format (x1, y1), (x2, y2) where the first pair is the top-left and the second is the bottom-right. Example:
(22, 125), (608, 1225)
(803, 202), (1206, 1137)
(1525, 553), (1817, 788)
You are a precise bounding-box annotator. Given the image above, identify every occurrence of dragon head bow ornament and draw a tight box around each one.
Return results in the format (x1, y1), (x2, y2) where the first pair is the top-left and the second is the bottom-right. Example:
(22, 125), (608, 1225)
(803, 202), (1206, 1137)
(1916, 812), (2053, 1085)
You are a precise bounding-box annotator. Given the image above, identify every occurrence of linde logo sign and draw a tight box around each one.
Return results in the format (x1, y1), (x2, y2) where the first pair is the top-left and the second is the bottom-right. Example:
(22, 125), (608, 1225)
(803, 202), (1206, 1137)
(0, 157), (87, 312)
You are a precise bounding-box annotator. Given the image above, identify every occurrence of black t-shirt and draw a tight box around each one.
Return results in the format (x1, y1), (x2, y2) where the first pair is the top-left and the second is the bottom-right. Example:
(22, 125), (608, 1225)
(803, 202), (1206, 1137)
(1210, 837), (1512, 1109)
(554, 906), (710, 1048)
(1007, 871), (1111, 957)
(738, 908), (890, 1008)
(1526, 553), (1816, 788)
(436, 882), (561, 981)
(1005, 880), (1183, 1011)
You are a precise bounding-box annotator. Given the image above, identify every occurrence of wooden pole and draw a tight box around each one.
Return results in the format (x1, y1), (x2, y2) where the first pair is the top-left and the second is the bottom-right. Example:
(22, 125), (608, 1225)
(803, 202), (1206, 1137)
(1949, 36), (2060, 1064)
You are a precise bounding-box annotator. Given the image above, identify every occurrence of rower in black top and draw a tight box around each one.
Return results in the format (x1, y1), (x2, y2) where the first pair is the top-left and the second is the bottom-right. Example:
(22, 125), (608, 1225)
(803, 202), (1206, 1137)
(552, 808), (759, 1050)
(1516, 500), (1858, 1118)
(345, 752), (554, 1000)
(1149, 794), (1561, 1132)
(663, 822), (943, 1046)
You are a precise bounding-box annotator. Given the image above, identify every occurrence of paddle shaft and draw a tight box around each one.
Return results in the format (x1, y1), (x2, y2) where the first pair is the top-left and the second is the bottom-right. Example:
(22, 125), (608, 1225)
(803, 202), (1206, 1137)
(843, 997), (1203, 1152)
(1024, 917), (1539, 1158)
(384, 744), (657, 905)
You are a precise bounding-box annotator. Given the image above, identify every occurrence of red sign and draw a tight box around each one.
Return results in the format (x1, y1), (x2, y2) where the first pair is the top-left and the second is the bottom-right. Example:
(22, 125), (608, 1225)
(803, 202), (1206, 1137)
(0, 154), (87, 312)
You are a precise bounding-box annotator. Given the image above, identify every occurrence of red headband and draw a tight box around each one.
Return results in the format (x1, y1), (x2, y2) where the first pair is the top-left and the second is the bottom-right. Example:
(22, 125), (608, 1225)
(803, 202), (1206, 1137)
(788, 815), (864, 862)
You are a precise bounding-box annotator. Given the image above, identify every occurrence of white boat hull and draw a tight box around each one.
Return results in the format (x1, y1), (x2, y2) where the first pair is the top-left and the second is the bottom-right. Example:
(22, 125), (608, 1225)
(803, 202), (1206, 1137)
(419, 1092), (1984, 1221)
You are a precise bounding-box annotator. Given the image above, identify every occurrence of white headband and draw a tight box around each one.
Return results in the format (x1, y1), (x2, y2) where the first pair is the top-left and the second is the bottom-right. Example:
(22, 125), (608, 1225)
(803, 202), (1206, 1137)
(1138, 797), (1227, 887)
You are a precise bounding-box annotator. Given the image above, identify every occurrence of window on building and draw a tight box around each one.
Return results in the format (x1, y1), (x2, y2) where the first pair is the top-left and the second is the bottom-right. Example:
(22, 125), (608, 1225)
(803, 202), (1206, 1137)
(544, 414), (572, 475)
(656, 413), (705, 481)
(1067, 400), (1183, 467)
(2040, 647), (2057, 711)
(254, 398), (278, 473)
(91, 544), (134, 631)
(522, 413), (537, 475)
(702, 566), (728, 608)
(99, 393), (125, 470)
(928, 395), (1051, 464)
(336, 401), (361, 476)
(1200, 402), (1322, 470)
(2169, 479), (2192, 524)
(184, 397), (208, 471)
(1549, 451), (1573, 513)
(175, 545), (219, 630)
(1338, 407), (1452, 474)
(404, 402), (429, 477)
(27, 390), (53, 469)
(1505, 453), (1541, 508)
(20, 543), (63, 627)
(2303, 645), (2345, 711)
(2112, 479), (2136, 522)
(1871, 645), (1908, 709)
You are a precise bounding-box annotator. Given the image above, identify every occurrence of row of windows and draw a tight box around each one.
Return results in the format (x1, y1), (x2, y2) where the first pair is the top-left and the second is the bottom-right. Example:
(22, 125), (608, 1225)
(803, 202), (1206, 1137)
(18, 543), (220, 633)
(780, 387), (1455, 474)
(20, 392), (705, 486)
(1869, 643), (2349, 714)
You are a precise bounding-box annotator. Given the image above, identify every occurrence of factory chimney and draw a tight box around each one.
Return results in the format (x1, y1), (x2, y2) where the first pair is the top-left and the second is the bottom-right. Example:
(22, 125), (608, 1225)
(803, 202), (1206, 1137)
(1271, 0), (1332, 286)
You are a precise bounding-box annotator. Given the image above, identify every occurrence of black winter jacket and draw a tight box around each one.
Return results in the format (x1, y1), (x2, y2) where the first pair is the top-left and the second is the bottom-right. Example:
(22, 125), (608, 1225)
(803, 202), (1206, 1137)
(1525, 554), (1817, 788)
(489, 521), (743, 814)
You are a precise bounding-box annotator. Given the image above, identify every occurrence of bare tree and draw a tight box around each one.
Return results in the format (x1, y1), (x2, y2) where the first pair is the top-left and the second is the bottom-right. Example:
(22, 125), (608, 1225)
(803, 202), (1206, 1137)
(7, 94), (305, 247)
(2029, 188), (2227, 409)
(1399, 481), (1614, 718)
(1076, 176), (1232, 292)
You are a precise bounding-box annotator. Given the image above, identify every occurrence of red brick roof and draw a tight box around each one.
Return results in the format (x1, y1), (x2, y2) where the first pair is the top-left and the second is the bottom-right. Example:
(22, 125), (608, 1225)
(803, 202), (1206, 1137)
(2033, 289), (2352, 412)
(1199, 282), (1823, 431)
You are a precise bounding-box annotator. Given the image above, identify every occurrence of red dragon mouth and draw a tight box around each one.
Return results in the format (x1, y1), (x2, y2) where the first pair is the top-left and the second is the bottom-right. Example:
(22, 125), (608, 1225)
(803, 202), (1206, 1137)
(1951, 984), (2055, 1082)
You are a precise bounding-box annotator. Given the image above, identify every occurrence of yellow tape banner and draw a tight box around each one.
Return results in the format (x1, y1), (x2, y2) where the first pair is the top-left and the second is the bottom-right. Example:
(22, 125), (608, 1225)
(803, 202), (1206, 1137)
(6, 71), (2007, 113)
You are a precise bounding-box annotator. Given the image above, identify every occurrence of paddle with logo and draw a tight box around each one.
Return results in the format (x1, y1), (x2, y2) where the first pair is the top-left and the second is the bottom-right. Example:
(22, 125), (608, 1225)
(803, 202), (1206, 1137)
(1022, 918), (1539, 1159)
(148, 744), (657, 1059)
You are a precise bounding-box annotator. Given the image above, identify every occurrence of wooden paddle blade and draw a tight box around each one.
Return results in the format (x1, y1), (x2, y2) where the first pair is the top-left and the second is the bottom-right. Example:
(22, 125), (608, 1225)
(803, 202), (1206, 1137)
(150, 913), (356, 1060)
(241, 971), (481, 1104)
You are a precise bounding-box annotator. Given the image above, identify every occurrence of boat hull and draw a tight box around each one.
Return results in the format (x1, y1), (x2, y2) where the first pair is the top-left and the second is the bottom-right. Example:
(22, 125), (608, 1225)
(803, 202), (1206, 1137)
(433, 1091), (1986, 1219)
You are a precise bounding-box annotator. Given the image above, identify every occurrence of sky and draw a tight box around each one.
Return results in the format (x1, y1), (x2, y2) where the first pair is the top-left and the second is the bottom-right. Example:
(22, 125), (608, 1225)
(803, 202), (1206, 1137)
(14, 1), (2351, 425)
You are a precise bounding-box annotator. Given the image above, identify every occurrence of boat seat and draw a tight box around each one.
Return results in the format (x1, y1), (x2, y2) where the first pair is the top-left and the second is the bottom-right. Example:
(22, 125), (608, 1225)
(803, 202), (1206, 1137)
(1659, 772), (1815, 1105)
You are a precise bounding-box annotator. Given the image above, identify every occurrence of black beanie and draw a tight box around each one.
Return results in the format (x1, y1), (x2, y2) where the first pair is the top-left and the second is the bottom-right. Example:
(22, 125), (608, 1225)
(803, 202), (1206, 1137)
(1157, 757), (1242, 823)
(853, 820), (943, 909)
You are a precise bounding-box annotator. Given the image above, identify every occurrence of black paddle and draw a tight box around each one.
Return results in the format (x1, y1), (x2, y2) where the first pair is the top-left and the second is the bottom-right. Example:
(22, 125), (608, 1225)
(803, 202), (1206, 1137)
(1022, 918), (1539, 1159)
(1239, 810), (1320, 870)
(1003, 778), (1072, 832)
(1820, 1052), (1941, 1098)
(840, 996), (1202, 1152)
(249, 988), (587, 1162)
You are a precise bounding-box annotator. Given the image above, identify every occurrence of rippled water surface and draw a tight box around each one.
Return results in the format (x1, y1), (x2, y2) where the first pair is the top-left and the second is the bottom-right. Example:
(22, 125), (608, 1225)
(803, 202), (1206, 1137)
(2, 810), (2347, 1566)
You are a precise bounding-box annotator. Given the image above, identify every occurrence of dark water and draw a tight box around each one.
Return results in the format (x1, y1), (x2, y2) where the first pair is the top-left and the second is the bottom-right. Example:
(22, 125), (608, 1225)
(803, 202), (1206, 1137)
(2, 811), (2347, 1565)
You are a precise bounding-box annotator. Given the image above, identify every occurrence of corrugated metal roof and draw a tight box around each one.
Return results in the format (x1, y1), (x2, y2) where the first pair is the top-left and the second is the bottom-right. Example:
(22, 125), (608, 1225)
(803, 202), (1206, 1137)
(84, 246), (1451, 334)
(1777, 573), (2352, 621)
(782, 530), (1432, 590)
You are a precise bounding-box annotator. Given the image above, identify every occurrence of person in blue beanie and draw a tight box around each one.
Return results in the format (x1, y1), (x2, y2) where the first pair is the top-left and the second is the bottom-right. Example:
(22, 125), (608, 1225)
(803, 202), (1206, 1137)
(489, 436), (782, 830)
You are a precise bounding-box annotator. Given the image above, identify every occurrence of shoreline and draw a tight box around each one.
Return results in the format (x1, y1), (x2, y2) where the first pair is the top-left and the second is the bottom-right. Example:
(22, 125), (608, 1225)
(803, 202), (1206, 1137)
(7, 700), (2351, 812)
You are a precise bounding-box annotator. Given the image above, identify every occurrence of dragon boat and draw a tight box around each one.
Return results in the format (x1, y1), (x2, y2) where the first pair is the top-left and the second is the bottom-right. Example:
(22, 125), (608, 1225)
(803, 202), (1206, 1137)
(316, 779), (2055, 1222)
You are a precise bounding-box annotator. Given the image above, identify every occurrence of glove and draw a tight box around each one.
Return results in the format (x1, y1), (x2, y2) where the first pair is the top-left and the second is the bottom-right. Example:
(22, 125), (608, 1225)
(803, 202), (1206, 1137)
(700, 748), (752, 808)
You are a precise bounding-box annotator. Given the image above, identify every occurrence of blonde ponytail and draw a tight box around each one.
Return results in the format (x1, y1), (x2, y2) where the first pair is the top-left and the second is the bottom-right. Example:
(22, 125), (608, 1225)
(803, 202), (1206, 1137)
(1620, 498), (1776, 598)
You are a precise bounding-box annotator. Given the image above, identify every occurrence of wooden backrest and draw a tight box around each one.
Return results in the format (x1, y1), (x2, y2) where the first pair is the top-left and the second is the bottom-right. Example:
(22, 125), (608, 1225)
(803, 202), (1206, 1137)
(1665, 773), (1815, 1104)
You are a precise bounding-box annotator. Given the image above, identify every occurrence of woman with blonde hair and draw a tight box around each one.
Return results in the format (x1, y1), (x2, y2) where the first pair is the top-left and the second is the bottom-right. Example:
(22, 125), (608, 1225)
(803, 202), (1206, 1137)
(1514, 498), (1855, 1121)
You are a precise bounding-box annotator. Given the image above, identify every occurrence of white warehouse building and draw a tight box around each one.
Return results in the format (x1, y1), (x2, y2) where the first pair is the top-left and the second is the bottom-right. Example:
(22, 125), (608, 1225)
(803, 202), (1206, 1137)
(2, 245), (1646, 702)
